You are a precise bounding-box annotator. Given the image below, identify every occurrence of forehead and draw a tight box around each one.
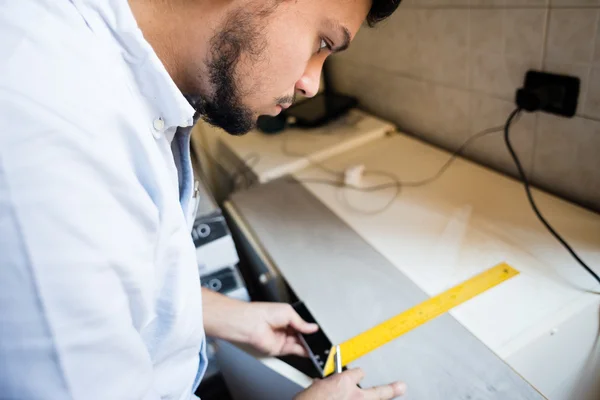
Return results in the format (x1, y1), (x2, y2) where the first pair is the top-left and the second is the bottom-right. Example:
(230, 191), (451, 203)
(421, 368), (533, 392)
(316, 0), (371, 37)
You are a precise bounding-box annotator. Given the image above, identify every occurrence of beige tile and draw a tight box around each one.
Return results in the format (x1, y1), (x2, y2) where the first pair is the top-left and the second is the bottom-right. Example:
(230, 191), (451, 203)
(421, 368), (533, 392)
(504, 9), (547, 60)
(404, 0), (470, 7)
(470, 0), (503, 5)
(327, 59), (431, 134)
(505, 0), (548, 8)
(418, 9), (469, 49)
(421, 0), (471, 5)
(595, 12), (600, 64)
(550, 0), (600, 6)
(399, 0), (417, 6)
(336, 9), (420, 76)
(470, 52), (539, 99)
(471, 52), (506, 95)
(471, 0), (548, 8)
(414, 84), (472, 150)
(546, 9), (598, 64)
(470, 9), (504, 54)
(412, 9), (470, 85)
(330, 58), (471, 151)
(533, 114), (600, 211)
(505, 0), (548, 5)
(544, 62), (591, 115)
(417, 41), (469, 86)
(584, 67), (600, 118)
(466, 94), (537, 178)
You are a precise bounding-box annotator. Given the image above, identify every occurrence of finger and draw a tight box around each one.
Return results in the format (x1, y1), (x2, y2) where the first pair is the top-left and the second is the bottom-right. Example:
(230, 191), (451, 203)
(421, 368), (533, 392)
(340, 368), (365, 385)
(287, 307), (319, 334)
(289, 335), (310, 357)
(281, 342), (308, 357)
(363, 382), (407, 400)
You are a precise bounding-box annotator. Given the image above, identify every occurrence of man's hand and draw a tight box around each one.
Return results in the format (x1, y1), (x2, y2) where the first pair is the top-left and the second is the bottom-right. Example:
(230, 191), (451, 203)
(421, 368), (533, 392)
(294, 368), (406, 400)
(244, 301), (319, 356)
(202, 288), (318, 357)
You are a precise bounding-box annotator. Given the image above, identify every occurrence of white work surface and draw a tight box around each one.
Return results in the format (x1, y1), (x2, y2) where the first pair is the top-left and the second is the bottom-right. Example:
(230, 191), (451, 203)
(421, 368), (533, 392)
(289, 133), (600, 399)
(228, 178), (546, 400)
(217, 109), (395, 185)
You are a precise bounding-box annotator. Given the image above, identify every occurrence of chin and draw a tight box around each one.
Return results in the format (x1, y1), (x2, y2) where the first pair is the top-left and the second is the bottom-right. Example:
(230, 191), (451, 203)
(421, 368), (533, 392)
(220, 118), (258, 136)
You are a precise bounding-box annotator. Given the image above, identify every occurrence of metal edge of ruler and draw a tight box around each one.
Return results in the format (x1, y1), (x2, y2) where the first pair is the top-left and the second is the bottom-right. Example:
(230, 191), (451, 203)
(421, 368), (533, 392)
(322, 262), (520, 376)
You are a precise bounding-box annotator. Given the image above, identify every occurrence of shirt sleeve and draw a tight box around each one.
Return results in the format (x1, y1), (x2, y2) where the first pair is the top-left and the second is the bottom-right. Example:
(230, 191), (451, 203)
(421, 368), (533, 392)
(0, 93), (163, 400)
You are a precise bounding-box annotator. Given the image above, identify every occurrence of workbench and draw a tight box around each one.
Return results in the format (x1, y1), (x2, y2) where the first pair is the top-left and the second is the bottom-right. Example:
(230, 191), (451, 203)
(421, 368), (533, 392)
(218, 122), (600, 400)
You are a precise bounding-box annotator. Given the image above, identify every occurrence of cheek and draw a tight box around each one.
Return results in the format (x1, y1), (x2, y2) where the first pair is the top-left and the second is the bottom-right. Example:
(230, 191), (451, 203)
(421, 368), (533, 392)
(259, 15), (316, 90)
(266, 49), (309, 89)
(241, 44), (310, 107)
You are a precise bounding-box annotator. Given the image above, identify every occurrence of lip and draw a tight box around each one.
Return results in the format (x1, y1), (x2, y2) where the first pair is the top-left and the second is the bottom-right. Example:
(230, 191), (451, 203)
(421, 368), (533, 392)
(272, 104), (291, 116)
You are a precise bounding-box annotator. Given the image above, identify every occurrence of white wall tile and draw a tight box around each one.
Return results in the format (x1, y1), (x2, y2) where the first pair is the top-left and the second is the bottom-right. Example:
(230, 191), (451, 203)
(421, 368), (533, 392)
(419, 0), (470, 5)
(470, 1), (548, 8)
(471, 53), (506, 95)
(533, 114), (600, 211)
(418, 9), (469, 48)
(329, 58), (471, 152)
(506, 0), (548, 6)
(550, 0), (600, 6)
(504, 9), (547, 60)
(403, 0), (470, 7)
(470, 53), (539, 99)
(415, 9), (470, 85)
(595, 13), (600, 64)
(470, 9), (504, 54)
(418, 42), (470, 86)
(584, 67), (600, 118)
(328, 4), (600, 211)
(507, 0), (548, 5)
(470, 0), (505, 5)
(467, 94), (537, 178)
(335, 9), (420, 76)
(415, 84), (472, 150)
(327, 59), (430, 135)
(471, 0), (549, 8)
(546, 9), (598, 64)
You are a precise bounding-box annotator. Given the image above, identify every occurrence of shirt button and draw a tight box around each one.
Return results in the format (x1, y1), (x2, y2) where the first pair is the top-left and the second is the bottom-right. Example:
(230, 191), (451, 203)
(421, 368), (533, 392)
(153, 118), (165, 131)
(152, 118), (164, 139)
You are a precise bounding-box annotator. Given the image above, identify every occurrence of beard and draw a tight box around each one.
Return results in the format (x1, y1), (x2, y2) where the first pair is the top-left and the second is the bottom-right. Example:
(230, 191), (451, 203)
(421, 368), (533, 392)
(194, 8), (271, 136)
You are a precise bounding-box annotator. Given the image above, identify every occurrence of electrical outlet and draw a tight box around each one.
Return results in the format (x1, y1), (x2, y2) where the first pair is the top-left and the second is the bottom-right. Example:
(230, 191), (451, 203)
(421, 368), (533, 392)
(516, 70), (580, 117)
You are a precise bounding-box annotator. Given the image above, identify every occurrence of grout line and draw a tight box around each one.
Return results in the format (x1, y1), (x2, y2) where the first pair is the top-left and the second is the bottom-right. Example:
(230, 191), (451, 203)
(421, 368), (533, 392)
(539, 6), (551, 69)
(501, 6), (507, 58)
(529, 109), (540, 183)
(579, 10), (600, 117)
(401, 6), (600, 10)
(467, 5), (472, 134)
(591, 9), (600, 65)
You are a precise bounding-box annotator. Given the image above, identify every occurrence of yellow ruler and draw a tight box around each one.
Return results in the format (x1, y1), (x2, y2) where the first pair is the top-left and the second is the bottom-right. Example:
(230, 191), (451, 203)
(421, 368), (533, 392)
(323, 263), (519, 376)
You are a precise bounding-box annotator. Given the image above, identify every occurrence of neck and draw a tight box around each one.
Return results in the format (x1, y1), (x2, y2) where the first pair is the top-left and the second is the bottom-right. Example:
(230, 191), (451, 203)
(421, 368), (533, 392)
(128, 0), (227, 94)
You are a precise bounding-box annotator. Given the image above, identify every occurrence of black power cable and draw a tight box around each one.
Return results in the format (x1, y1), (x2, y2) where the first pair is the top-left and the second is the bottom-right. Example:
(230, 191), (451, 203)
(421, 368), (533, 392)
(290, 124), (506, 199)
(504, 108), (600, 286)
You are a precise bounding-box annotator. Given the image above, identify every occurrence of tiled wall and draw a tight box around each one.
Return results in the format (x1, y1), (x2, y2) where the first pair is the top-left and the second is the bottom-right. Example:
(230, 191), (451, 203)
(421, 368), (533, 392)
(329, 0), (600, 212)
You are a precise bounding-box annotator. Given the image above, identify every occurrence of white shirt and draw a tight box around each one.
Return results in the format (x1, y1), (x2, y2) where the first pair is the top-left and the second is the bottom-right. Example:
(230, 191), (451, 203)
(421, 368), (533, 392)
(0, 0), (207, 399)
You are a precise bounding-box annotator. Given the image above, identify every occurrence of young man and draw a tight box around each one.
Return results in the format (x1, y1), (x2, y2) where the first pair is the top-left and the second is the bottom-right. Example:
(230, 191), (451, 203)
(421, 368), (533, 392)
(0, 0), (405, 398)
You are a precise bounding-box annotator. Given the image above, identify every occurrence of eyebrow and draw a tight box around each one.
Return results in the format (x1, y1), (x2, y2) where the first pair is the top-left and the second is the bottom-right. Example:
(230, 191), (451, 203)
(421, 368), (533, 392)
(325, 19), (351, 53)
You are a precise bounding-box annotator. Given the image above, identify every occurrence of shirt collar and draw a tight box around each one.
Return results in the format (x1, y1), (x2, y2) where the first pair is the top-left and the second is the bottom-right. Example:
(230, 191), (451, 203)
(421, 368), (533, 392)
(70, 0), (196, 130)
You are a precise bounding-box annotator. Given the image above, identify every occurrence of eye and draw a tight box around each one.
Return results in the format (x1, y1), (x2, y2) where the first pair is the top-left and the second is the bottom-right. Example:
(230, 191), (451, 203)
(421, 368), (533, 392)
(317, 38), (332, 54)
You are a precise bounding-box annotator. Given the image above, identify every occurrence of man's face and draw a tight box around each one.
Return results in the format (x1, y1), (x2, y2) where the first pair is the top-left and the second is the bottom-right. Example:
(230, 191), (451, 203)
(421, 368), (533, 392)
(195, 0), (371, 135)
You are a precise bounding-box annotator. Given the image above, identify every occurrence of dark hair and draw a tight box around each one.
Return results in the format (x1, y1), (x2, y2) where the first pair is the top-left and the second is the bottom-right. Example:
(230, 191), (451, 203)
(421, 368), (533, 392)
(367, 0), (402, 27)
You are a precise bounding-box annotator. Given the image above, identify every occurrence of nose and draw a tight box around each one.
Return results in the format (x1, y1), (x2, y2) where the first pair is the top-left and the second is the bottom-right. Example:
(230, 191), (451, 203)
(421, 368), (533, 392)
(295, 57), (323, 98)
